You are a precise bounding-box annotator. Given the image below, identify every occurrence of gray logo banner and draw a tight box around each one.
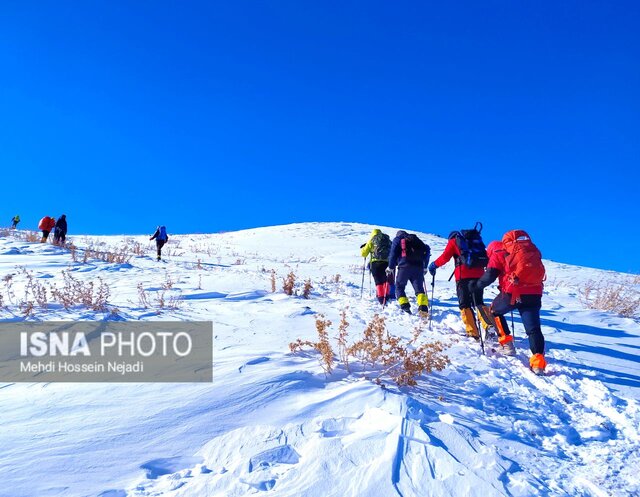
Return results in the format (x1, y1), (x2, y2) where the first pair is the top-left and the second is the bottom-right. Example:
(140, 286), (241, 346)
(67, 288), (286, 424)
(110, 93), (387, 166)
(0, 321), (213, 382)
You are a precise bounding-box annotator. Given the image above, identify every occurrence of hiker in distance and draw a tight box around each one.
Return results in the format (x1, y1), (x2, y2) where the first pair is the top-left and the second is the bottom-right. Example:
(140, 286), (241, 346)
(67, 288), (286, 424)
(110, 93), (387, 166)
(11, 215), (20, 229)
(38, 216), (56, 243)
(386, 230), (430, 315)
(53, 214), (67, 245)
(428, 222), (495, 339)
(150, 225), (169, 261)
(360, 228), (395, 305)
(469, 230), (547, 373)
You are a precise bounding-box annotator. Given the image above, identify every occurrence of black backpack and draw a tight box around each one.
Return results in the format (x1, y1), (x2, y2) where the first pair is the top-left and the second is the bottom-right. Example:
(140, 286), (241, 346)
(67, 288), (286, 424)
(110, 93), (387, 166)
(371, 232), (391, 260)
(452, 222), (488, 268)
(402, 233), (429, 264)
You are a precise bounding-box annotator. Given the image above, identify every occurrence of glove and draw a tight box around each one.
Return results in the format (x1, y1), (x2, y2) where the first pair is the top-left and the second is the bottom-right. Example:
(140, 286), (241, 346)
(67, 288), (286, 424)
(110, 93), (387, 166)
(428, 262), (437, 276)
(385, 267), (394, 276)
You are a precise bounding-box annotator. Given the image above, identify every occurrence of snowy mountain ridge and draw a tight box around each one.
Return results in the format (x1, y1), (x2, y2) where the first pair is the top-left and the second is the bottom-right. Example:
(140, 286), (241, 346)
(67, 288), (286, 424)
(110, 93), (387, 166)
(0, 222), (638, 497)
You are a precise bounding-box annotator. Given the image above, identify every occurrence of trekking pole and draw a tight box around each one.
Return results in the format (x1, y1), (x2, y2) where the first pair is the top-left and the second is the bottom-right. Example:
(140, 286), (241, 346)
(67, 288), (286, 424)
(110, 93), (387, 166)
(471, 293), (485, 355)
(428, 274), (435, 330)
(369, 262), (372, 297)
(360, 257), (366, 299)
(382, 280), (389, 308)
(511, 310), (515, 340)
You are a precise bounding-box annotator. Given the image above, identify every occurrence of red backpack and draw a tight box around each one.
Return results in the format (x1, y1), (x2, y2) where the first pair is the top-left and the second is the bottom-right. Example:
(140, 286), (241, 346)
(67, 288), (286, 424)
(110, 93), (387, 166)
(502, 230), (545, 302)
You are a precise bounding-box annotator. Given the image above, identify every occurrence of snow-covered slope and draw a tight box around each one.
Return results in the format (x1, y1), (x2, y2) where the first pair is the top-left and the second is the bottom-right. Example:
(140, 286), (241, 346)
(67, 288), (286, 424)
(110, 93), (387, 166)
(0, 222), (638, 497)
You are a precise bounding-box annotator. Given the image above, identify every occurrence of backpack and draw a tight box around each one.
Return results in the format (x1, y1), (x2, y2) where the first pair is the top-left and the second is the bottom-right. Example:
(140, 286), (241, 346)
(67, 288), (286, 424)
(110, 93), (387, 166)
(452, 222), (488, 268)
(158, 226), (168, 241)
(38, 217), (53, 230)
(370, 232), (391, 260)
(502, 230), (545, 290)
(401, 233), (429, 264)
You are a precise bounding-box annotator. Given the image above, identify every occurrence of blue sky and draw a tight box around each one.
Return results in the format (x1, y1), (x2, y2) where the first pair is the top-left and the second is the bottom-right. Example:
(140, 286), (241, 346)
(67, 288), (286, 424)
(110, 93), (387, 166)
(1, 1), (638, 272)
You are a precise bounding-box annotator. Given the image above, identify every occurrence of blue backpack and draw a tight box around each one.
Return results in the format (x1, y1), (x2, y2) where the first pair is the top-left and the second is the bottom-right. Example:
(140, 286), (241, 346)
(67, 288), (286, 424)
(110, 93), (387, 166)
(158, 226), (168, 241)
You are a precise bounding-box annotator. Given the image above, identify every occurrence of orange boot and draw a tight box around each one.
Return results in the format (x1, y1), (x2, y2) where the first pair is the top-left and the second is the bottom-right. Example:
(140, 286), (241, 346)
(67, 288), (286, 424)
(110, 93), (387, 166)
(495, 316), (516, 356)
(530, 354), (547, 375)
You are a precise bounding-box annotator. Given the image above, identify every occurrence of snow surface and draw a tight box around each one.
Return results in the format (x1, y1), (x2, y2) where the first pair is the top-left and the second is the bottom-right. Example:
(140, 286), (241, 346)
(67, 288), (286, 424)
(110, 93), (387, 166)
(0, 222), (638, 497)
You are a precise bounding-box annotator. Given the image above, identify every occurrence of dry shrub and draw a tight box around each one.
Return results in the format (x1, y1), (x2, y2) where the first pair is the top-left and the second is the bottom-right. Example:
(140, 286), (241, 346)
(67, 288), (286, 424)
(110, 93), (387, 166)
(189, 243), (218, 257)
(302, 279), (313, 299)
(162, 272), (174, 290)
(336, 309), (350, 371)
(290, 314), (334, 374)
(127, 240), (147, 256)
(282, 271), (296, 295)
(19, 301), (35, 317)
(349, 315), (450, 386)
(164, 293), (184, 310)
(22, 269), (48, 309)
(4, 229), (40, 243)
(68, 243), (78, 262)
(270, 270), (277, 293)
(290, 312), (450, 387)
(137, 283), (151, 309)
(580, 279), (640, 318)
(2, 274), (16, 304)
(50, 271), (111, 311)
(234, 258), (246, 265)
(349, 314), (387, 367)
(137, 282), (183, 311)
(78, 242), (132, 265)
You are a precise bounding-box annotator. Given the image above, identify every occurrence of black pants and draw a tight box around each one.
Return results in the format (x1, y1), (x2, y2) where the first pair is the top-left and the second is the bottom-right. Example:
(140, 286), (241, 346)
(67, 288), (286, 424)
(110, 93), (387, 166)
(370, 261), (389, 285)
(54, 228), (66, 244)
(156, 239), (166, 258)
(42, 230), (50, 239)
(395, 265), (425, 299)
(491, 293), (545, 355)
(456, 278), (484, 309)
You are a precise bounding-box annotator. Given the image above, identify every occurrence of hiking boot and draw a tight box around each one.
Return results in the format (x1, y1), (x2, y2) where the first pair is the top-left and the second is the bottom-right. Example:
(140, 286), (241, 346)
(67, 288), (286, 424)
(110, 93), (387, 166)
(500, 339), (516, 356)
(418, 305), (429, 313)
(484, 326), (498, 341)
(529, 353), (547, 375)
(466, 329), (479, 340)
(400, 303), (411, 315)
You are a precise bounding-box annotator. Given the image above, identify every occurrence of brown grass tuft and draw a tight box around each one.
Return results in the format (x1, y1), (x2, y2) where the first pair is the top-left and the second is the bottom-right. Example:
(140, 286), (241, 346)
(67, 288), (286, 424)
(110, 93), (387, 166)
(302, 279), (313, 299)
(290, 311), (450, 387)
(282, 271), (296, 296)
(580, 279), (640, 318)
